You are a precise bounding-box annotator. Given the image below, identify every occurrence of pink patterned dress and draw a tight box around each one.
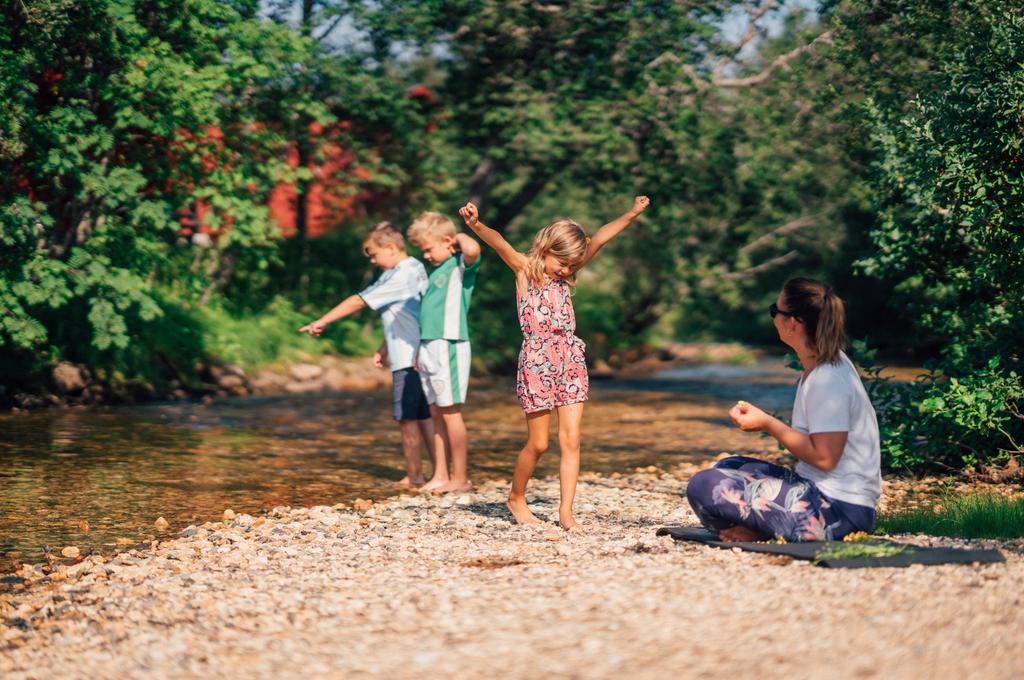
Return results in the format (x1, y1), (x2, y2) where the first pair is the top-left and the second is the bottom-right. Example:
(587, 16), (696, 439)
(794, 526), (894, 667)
(516, 278), (589, 413)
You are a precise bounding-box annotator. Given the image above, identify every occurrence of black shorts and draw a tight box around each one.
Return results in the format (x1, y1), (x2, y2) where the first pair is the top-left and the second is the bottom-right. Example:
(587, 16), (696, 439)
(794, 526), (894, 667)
(392, 367), (431, 421)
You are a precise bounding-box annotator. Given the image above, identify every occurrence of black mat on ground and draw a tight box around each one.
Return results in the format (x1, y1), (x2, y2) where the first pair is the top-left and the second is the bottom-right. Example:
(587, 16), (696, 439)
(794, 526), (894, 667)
(656, 526), (1006, 569)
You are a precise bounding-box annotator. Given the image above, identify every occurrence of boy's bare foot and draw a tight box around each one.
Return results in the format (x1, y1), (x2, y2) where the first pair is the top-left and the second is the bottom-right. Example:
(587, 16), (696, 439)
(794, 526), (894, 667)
(397, 476), (425, 489)
(507, 497), (542, 525)
(419, 478), (449, 493)
(718, 525), (766, 542)
(559, 515), (582, 531)
(438, 479), (473, 494)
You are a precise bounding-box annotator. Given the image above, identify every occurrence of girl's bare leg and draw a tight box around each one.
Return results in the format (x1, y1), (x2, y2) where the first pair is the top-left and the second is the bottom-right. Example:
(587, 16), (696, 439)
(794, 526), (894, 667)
(420, 404), (450, 493)
(507, 410), (551, 525)
(555, 402), (584, 530)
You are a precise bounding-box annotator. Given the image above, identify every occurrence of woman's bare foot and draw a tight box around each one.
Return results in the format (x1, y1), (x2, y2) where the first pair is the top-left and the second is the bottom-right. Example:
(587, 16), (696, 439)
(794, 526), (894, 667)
(507, 496), (542, 525)
(419, 477), (449, 494)
(718, 525), (767, 542)
(437, 479), (473, 494)
(559, 515), (582, 531)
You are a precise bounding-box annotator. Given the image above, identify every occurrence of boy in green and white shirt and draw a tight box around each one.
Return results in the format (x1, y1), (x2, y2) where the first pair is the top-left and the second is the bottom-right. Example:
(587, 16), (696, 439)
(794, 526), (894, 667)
(407, 211), (481, 494)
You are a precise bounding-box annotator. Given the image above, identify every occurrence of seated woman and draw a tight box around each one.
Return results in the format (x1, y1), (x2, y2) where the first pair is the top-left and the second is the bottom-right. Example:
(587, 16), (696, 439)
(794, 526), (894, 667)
(686, 277), (881, 542)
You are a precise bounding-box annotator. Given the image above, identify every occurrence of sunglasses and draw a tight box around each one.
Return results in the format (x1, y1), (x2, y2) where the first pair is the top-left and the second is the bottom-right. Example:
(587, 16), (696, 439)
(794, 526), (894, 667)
(769, 302), (797, 319)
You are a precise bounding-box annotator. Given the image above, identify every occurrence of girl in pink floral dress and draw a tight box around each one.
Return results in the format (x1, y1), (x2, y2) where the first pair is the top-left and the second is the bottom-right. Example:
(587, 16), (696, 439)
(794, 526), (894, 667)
(459, 196), (650, 529)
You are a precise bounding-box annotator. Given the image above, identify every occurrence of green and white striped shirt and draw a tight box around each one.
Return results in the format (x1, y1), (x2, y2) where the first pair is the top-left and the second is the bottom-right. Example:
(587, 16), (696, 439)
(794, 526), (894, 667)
(420, 253), (480, 341)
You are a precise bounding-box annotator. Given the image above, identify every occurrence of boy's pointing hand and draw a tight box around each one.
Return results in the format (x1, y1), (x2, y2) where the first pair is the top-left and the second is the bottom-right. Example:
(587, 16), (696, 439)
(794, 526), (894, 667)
(299, 319), (327, 336)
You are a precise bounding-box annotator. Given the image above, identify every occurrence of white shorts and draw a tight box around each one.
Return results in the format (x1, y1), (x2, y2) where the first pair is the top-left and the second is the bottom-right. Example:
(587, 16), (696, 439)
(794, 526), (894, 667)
(417, 339), (471, 407)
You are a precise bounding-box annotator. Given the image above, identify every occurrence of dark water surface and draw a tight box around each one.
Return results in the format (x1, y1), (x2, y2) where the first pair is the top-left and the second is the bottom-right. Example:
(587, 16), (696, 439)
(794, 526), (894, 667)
(0, 363), (797, 571)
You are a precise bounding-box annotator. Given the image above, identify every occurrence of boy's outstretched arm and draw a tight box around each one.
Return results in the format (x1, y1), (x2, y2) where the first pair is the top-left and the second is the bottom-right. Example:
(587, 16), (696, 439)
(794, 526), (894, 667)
(581, 195), (650, 267)
(458, 202), (527, 272)
(454, 232), (481, 267)
(299, 294), (366, 336)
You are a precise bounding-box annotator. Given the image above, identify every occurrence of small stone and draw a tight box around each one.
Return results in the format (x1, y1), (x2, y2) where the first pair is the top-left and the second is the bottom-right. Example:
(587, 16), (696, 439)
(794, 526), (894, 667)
(289, 363), (324, 382)
(222, 508), (236, 521)
(154, 517), (170, 530)
(52, 362), (87, 394)
(60, 546), (80, 559)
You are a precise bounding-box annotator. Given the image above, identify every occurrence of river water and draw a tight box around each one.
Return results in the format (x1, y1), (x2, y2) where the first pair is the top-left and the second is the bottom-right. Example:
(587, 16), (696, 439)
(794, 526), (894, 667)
(0, 362), (797, 571)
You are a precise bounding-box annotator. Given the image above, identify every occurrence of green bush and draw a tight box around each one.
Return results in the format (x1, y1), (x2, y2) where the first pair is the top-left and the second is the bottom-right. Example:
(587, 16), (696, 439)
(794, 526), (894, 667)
(854, 343), (1023, 472)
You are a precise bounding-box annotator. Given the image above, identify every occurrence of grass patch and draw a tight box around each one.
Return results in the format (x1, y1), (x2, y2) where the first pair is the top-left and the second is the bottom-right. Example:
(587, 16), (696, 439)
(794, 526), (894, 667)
(195, 296), (379, 372)
(878, 493), (1024, 539)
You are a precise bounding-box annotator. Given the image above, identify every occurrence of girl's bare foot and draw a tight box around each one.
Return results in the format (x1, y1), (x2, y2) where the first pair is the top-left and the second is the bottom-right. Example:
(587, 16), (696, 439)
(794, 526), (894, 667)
(559, 515), (582, 531)
(507, 496), (542, 525)
(419, 477), (449, 493)
(718, 525), (767, 542)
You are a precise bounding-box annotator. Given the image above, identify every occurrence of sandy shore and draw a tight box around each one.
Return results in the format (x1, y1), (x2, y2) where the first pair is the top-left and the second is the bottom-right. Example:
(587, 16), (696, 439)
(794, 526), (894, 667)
(2, 470), (1022, 680)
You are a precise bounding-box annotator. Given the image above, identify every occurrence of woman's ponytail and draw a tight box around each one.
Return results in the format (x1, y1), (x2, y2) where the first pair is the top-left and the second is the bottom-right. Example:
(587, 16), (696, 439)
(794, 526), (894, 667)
(782, 278), (847, 365)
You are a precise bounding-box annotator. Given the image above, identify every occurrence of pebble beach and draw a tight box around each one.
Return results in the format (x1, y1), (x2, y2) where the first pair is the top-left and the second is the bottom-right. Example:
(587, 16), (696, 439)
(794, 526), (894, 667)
(3, 468), (1022, 680)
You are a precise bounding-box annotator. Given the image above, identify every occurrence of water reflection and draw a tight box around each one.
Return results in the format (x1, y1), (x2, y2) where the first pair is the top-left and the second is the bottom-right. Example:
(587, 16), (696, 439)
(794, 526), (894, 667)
(0, 363), (797, 570)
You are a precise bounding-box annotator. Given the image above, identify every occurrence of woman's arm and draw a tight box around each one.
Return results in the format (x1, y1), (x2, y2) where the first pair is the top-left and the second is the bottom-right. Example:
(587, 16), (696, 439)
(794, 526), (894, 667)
(729, 401), (847, 472)
(458, 202), (527, 272)
(579, 195), (650, 267)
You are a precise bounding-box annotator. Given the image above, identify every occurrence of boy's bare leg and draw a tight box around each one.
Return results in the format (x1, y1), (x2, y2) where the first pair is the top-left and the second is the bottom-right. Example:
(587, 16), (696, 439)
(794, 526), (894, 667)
(507, 410), (550, 525)
(436, 405), (471, 493)
(397, 420), (426, 488)
(555, 403), (584, 530)
(420, 404), (450, 492)
(417, 417), (436, 460)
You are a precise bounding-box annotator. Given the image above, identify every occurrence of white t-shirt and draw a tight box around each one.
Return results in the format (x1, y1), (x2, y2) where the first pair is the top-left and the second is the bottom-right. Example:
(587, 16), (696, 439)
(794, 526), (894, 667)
(792, 351), (882, 508)
(358, 257), (428, 371)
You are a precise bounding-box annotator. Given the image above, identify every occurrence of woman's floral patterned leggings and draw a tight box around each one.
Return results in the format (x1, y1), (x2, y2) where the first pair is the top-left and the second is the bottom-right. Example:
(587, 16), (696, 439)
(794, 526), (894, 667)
(686, 456), (875, 542)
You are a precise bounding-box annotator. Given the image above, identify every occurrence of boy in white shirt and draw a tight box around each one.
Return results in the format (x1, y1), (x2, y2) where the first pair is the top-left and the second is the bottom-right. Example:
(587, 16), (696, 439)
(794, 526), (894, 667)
(300, 222), (436, 488)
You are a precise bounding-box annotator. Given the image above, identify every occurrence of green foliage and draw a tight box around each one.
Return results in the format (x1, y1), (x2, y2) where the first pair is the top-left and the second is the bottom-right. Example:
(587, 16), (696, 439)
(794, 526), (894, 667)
(195, 296), (379, 372)
(878, 493), (1024, 539)
(0, 0), (425, 395)
(833, 0), (1024, 470)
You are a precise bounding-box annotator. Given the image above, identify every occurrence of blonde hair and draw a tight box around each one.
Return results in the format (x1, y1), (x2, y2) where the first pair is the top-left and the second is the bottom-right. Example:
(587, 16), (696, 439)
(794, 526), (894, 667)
(525, 219), (590, 287)
(407, 211), (457, 247)
(781, 277), (848, 365)
(362, 221), (405, 254)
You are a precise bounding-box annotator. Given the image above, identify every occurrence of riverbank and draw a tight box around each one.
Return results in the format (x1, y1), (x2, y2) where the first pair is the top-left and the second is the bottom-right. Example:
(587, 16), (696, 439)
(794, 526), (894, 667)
(3, 342), (763, 411)
(2, 469), (1022, 679)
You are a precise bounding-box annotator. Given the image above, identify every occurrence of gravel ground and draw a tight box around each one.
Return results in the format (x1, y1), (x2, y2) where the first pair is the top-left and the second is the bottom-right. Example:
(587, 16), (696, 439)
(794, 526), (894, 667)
(2, 469), (1022, 680)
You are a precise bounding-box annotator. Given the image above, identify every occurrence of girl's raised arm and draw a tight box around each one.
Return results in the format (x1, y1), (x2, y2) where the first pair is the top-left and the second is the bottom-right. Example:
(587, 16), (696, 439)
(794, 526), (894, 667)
(580, 195), (650, 267)
(458, 202), (528, 272)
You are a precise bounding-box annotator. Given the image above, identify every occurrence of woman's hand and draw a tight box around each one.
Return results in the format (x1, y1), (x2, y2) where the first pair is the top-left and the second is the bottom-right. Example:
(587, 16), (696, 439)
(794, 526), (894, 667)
(729, 400), (772, 432)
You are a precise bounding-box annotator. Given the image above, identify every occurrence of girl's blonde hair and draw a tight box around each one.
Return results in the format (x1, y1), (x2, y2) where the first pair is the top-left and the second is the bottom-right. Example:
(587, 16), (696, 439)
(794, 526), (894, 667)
(524, 219), (590, 287)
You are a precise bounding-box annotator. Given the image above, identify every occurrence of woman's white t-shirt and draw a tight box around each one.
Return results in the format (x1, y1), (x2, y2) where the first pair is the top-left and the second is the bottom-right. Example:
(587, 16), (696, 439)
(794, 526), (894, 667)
(792, 351), (881, 508)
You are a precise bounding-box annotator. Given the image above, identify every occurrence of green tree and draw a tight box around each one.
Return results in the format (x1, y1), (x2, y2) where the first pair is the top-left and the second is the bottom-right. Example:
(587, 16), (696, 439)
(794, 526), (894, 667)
(833, 0), (1024, 469)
